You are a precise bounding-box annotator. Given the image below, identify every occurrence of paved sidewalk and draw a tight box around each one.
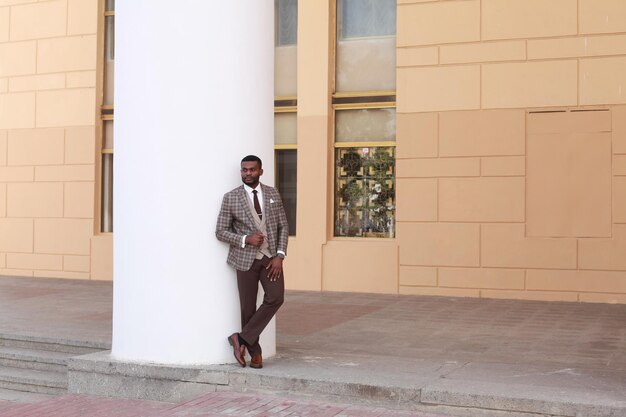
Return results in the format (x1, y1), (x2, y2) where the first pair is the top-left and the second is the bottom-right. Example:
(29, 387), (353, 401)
(0, 275), (625, 416)
(0, 391), (448, 417)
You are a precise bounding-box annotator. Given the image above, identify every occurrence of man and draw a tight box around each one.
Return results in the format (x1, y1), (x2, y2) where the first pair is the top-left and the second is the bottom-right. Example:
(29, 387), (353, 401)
(215, 155), (289, 369)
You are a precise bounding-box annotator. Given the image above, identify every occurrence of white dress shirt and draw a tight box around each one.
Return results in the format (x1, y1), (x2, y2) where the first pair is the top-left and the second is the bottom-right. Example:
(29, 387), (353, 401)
(243, 183), (264, 211)
(240, 184), (285, 257)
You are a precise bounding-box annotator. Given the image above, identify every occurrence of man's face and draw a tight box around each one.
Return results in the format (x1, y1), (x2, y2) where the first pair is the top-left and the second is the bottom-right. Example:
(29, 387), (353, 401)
(241, 161), (263, 187)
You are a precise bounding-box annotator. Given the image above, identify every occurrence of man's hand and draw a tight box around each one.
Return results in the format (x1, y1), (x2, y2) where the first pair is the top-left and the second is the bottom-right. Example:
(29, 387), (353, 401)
(245, 231), (264, 247)
(266, 257), (283, 282)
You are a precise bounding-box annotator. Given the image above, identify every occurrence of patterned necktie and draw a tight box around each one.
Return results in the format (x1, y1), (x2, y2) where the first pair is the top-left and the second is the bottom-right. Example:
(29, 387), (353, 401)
(252, 190), (262, 220)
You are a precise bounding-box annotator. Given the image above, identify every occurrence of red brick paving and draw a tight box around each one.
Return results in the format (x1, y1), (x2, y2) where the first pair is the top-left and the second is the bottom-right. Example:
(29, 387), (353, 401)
(0, 395), (169, 417)
(0, 400), (24, 414)
(0, 392), (448, 417)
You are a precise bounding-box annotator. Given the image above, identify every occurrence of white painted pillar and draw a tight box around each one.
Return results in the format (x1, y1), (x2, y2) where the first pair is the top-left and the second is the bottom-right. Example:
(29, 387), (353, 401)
(112, 1), (275, 364)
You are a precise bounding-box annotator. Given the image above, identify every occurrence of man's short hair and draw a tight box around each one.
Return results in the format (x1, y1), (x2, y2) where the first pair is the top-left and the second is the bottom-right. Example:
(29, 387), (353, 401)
(241, 155), (262, 167)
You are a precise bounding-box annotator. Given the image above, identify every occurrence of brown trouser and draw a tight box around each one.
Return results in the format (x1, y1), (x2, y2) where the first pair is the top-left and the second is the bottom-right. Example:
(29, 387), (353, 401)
(237, 256), (284, 355)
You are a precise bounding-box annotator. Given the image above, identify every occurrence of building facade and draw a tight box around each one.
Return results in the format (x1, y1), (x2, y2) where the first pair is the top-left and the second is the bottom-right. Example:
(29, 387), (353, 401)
(0, 0), (625, 303)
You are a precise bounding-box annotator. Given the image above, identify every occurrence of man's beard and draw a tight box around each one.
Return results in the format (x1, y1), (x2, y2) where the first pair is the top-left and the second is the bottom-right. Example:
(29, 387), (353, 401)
(242, 177), (259, 186)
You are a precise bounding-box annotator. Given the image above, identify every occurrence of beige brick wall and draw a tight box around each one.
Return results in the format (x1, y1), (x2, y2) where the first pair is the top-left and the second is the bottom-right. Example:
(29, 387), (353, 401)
(1, 1), (625, 304)
(398, 1), (626, 113)
(397, 2), (626, 303)
(398, 105), (626, 303)
(0, 0), (98, 280)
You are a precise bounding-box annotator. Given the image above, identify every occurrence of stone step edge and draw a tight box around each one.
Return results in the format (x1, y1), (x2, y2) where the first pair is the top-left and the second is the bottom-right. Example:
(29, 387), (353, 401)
(0, 366), (67, 389)
(0, 359), (66, 374)
(0, 346), (73, 365)
(0, 333), (110, 351)
(0, 387), (57, 404)
(0, 380), (67, 396)
(67, 351), (626, 417)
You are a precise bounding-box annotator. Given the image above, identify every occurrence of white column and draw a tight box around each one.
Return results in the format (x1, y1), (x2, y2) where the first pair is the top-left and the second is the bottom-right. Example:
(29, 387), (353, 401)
(112, 1), (275, 364)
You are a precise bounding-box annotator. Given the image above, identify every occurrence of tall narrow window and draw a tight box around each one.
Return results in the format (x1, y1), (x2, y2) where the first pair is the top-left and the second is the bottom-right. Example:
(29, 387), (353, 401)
(275, 0), (297, 235)
(100, 0), (115, 232)
(276, 148), (297, 236)
(334, 0), (396, 238)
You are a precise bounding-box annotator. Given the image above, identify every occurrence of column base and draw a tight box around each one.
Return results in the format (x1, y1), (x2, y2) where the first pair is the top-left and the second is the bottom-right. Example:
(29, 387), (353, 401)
(67, 351), (229, 402)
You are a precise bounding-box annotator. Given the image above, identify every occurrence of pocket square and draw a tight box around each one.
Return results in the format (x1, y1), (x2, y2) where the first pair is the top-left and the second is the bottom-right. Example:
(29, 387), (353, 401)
(270, 198), (275, 204)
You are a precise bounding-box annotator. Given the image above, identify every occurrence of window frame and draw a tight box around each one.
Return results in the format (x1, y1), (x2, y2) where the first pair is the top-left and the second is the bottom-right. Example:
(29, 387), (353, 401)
(331, 0), (397, 240)
(274, 0), (298, 236)
(96, 0), (115, 234)
(332, 105), (396, 239)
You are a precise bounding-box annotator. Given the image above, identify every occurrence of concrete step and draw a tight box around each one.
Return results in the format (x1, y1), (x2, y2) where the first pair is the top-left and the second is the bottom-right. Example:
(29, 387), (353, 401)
(0, 333), (105, 355)
(0, 387), (55, 404)
(0, 365), (66, 395)
(0, 346), (70, 372)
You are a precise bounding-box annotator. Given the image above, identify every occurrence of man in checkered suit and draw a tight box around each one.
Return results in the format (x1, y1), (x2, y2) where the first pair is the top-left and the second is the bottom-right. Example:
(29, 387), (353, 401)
(216, 155), (289, 369)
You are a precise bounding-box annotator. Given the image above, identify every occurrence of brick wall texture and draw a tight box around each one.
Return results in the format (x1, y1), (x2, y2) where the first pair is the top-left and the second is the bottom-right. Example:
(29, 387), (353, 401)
(397, 0), (626, 303)
(0, 0), (98, 280)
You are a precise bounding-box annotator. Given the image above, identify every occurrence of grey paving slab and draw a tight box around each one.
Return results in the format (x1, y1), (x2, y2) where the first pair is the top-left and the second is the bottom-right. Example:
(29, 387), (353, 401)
(421, 379), (625, 417)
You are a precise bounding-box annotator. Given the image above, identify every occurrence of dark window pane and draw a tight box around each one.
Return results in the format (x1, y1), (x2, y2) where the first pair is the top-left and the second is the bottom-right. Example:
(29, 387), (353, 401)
(101, 154), (114, 232)
(276, 0), (298, 46)
(276, 149), (297, 236)
(335, 147), (395, 237)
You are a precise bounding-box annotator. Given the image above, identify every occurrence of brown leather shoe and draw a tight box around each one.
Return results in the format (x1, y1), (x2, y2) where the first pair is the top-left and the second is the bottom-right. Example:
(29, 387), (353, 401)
(227, 333), (246, 367)
(250, 353), (263, 369)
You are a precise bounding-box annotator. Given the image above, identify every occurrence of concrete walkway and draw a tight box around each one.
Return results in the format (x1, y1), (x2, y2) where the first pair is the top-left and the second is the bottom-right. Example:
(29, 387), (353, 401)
(0, 275), (625, 416)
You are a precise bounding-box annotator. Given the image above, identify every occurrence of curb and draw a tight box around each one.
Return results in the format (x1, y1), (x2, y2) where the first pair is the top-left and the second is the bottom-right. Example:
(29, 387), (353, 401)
(67, 351), (626, 417)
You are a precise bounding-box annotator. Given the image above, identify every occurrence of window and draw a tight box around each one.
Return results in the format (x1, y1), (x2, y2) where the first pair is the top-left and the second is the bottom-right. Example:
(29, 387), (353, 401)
(100, 0), (115, 232)
(336, 0), (396, 93)
(338, 0), (396, 39)
(275, 0), (298, 235)
(335, 146), (395, 237)
(334, 0), (396, 238)
(276, 0), (297, 46)
(335, 108), (396, 143)
(101, 120), (113, 233)
(334, 108), (396, 238)
(275, 0), (297, 97)
(276, 149), (297, 236)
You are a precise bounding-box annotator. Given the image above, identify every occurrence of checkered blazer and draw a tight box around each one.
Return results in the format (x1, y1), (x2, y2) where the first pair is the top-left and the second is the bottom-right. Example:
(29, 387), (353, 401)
(215, 184), (289, 271)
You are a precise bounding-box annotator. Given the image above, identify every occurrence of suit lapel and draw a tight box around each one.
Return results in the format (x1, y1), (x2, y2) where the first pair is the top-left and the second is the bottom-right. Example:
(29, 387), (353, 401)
(238, 186), (256, 226)
(260, 185), (272, 249)
(261, 184), (271, 224)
